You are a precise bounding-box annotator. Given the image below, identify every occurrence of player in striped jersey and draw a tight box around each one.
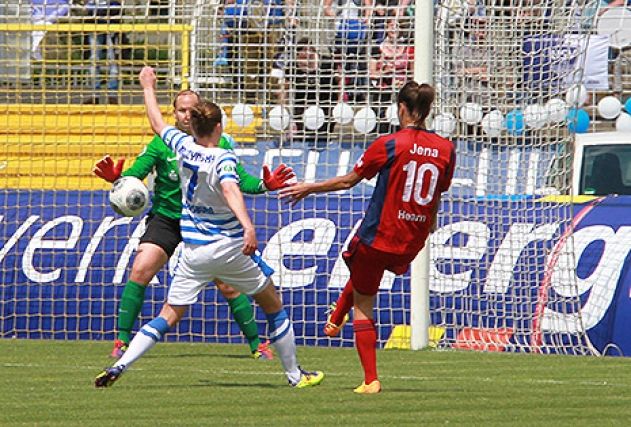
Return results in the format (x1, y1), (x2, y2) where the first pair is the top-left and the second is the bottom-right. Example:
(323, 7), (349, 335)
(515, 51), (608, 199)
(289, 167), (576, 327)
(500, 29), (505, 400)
(280, 81), (455, 393)
(94, 90), (293, 361)
(95, 66), (324, 389)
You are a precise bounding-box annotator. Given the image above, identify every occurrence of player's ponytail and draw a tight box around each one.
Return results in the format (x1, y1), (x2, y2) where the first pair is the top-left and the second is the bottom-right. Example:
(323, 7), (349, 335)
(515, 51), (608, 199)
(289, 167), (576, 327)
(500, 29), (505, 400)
(190, 100), (222, 138)
(397, 81), (435, 129)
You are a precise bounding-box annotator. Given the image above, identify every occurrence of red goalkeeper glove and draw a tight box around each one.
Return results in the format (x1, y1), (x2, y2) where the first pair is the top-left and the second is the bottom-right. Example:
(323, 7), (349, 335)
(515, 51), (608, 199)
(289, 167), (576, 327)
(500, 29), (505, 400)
(93, 155), (125, 183)
(262, 163), (296, 191)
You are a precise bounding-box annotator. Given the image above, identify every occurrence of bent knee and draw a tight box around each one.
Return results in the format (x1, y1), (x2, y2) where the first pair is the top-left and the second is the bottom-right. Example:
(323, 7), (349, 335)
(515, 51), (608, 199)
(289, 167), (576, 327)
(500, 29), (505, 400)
(214, 280), (241, 299)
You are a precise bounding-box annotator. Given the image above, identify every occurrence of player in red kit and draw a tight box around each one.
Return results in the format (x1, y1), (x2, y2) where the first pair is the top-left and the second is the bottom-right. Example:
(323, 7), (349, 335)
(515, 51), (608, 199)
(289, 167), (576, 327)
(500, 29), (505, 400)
(280, 81), (455, 394)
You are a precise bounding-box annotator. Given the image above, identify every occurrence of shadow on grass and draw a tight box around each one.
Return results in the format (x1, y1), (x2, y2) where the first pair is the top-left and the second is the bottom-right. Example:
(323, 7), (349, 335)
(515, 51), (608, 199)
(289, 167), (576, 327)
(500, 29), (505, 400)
(143, 352), (254, 360)
(194, 380), (280, 389)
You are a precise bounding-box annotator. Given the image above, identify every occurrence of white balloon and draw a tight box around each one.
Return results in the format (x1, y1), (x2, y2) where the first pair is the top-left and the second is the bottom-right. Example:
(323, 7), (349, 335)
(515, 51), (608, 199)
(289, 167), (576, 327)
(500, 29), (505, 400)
(332, 102), (354, 124)
(524, 104), (548, 129)
(232, 103), (254, 127)
(459, 102), (483, 124)
(385, 103), (400, 126)
(616, 112), (631, 132)
(565, 84), (588, 107)
(432, 113), (456, 137)
(303, 106), (325, 130)
(481, 110), (503, 137)
(268, 106), (291, 131)
(597, 96), (622, 119)
(353, 107), (377, 134)
(545, 98), (568, 123)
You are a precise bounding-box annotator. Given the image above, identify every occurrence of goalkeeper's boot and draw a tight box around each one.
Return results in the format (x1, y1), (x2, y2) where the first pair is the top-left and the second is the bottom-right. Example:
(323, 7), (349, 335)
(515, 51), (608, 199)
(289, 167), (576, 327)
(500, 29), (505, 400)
(110, 339), (128, 359)
(353, 379), (382, 394)
(290, 368), (325, 389)
(323, 302), (349, 337)
(252, 340), (274, 360)
(94, 365), (125, 388)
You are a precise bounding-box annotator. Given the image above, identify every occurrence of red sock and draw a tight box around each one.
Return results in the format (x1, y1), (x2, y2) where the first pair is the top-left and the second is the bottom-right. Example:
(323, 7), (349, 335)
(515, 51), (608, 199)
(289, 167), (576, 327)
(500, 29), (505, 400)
(331, 280), (354, 326)
(353, 319), (378, 384)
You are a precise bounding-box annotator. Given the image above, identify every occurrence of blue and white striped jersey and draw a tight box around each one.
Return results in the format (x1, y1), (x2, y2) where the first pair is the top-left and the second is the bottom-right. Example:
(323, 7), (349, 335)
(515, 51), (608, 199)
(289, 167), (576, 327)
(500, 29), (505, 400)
(160, 126), (242, 245)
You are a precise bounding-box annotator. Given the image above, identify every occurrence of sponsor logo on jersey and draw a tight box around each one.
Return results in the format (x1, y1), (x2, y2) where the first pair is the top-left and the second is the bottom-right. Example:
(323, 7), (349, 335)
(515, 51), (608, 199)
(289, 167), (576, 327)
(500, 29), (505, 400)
(397, 209), (427, 222)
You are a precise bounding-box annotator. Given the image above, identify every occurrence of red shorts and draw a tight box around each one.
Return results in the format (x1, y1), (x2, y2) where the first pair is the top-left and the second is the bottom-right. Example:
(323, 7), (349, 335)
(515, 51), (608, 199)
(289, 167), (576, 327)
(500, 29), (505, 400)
(342, 236), (415, 296)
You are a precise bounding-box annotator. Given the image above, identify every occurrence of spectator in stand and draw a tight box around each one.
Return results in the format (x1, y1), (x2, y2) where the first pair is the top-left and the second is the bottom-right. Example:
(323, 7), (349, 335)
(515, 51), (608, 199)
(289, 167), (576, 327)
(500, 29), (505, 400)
(31, 0), (70, 60)
(324, 0), (372, 103)
(579, 0), (629, 28)
(214, 0), (246, 68)
(370, 1), (390, 45)
(596, 0), (630, 16)
(370, 0), (412, 45)
(275, 38), (338, 150)
(450, 0), (498, 105)
(460, 0), (489, 77)
(216, 0), (296, 103)
(84, 0), (123, 104)
(369, 17), (411, 133)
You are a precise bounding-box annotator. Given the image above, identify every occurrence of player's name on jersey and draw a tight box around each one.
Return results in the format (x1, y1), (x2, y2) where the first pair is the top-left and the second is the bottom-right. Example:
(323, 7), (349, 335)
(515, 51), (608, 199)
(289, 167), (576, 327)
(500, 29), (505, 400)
(410, 143), (439, 158)
(186, 204), (215, 215)
(397, 209), (428, 223)
(176, 146), (218, 163)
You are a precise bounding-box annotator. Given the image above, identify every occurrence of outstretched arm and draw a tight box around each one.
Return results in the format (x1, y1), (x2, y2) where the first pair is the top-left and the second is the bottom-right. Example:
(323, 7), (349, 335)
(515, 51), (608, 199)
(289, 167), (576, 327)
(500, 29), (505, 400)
(121, 136), (162, 180)
(218, 134), (295, 193)
(279, 170), (363, 204)
(233, 162), (296, 194)
(139, 66), (167, 136)
(261, 164), (295, 191)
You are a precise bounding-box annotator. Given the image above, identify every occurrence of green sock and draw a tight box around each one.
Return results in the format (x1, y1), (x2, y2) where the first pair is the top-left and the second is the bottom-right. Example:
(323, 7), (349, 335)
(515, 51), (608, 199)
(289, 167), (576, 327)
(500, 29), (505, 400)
(227, 294), (260, 353)
(117, 280), (147, 344)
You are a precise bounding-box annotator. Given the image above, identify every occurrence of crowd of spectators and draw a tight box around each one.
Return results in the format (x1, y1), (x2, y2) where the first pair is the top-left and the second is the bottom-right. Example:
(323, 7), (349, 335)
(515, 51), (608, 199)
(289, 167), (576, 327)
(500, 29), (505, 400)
(83, 0), (123, 104)
(26, 0), (415, 115)
(29, 0), (127, 104)
(206, 0), (415, 141)
(215, 0), (296, 103)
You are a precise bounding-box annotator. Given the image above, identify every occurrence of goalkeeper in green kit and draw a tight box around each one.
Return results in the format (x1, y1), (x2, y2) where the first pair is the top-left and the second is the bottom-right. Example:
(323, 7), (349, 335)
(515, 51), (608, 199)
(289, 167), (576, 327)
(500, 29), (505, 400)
(93, 90), (295, 359)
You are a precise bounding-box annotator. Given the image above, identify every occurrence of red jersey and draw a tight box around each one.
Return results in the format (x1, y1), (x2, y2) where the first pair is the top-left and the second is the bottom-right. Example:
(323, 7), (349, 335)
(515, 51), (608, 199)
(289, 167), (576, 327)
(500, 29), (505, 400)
(354, 127), (455, 256)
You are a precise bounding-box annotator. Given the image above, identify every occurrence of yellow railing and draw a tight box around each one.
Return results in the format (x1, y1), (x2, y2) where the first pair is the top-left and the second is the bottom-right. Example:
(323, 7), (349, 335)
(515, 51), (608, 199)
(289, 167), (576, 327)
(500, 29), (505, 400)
(0, 103), (261, 191)
(0, 23), (192, 89)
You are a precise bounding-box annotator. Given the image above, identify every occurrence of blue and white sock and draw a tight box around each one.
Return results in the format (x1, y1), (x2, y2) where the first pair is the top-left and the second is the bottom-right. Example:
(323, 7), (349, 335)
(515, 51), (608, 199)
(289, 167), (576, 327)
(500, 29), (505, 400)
(266, 309), (301, 384)
(114, 317), (170, 370)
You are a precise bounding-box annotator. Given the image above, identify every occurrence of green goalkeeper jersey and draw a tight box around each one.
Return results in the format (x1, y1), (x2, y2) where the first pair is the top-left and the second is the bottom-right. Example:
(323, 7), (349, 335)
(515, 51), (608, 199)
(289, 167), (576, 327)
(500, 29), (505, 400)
(122, 133), (265, 220)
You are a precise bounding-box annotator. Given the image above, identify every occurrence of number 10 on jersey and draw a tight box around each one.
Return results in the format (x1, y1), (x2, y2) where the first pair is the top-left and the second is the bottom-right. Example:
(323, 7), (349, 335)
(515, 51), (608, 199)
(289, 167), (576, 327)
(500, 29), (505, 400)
(402, 160), (439, 206)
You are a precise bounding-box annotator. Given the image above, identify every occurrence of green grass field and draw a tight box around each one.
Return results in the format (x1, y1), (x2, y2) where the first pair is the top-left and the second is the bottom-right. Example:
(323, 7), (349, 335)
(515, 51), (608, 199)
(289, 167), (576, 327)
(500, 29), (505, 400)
(2, 339), (631, 426)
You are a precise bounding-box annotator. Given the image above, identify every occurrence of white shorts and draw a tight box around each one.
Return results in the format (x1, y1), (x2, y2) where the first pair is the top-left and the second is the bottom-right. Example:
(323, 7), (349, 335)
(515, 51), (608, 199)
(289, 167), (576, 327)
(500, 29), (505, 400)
(168, 239), (273, 306)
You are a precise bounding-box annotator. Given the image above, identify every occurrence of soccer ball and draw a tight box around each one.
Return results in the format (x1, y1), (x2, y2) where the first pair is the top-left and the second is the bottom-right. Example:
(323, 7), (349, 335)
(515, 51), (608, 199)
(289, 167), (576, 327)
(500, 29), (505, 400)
(109, 176), (149, 217)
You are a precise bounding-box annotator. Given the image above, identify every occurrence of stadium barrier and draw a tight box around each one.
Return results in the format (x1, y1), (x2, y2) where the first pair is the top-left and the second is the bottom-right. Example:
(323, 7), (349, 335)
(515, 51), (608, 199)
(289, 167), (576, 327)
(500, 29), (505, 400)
(2, 140), (631, 355)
